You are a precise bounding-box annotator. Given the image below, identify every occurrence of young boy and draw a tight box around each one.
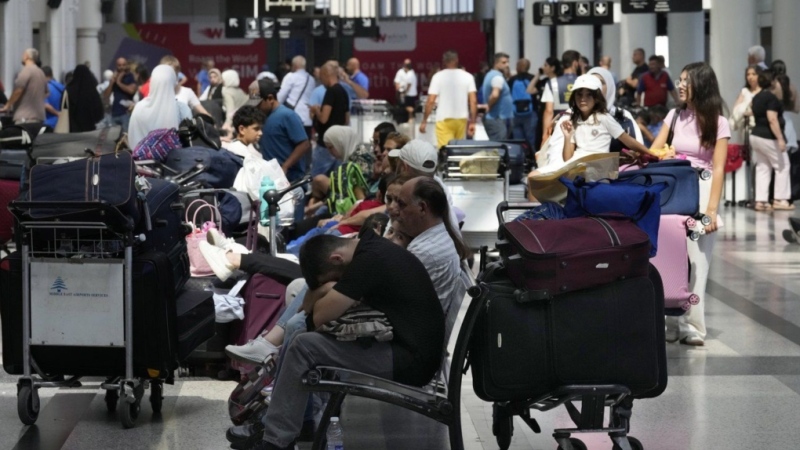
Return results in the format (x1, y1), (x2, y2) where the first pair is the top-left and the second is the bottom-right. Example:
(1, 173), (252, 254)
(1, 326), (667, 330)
(224, 105), (265, 159)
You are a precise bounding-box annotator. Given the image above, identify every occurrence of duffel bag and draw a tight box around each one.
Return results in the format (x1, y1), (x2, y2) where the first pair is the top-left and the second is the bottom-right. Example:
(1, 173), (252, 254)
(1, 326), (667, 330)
(497, 216), (651, 298)
(164, 147), (243, 189)
(562, 176), (666, 256)
(617, 159), (706, 216)
(179, 114), (222, 150)
(469, 262), (664, 402)
(30, 126), (124, 163)
(27, 151), (139, 224)
(0, 122), (50, 150)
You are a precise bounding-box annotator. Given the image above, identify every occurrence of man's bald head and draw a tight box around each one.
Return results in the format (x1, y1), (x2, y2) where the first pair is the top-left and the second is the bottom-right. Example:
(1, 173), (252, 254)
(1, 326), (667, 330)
(346, 58), (360, 75)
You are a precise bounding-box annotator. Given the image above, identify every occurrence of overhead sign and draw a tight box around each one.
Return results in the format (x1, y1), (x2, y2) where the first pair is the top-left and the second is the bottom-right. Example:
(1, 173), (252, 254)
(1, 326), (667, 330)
(534, 1), (614, 25)
(622, 0), (703, 13)
(226, 15), (379, 39)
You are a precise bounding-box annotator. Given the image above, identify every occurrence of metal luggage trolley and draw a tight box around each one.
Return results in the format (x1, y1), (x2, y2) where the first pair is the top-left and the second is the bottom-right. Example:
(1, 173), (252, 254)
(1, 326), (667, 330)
(441, 143), (510, 249)
(351, 99), (395, 144)
(10, 200), (158, 429)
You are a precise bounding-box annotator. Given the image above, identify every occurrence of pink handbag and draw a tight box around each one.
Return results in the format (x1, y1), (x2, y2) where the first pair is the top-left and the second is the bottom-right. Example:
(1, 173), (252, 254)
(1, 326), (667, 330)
(185, 199), (223, 277)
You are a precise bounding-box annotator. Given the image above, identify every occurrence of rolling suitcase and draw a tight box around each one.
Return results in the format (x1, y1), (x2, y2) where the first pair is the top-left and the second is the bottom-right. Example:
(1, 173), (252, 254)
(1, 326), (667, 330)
(0, 122), (50, 150)
(175, 289), (216, 362)
(470, 262), (666, 402)
(651, 215), (699, 314)
(0, 179), (20, 242)
(137, 178), (186, 254)
(230, 273), (292, 347)
(164, 146), (243, 189)
(498, 213), (651, 298)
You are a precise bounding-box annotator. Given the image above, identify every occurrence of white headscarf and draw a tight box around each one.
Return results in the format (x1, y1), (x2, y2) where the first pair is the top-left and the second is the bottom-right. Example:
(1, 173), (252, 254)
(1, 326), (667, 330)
(323, 126), (361, 162)
(587, 67), (617, 114)
(222, 70), (240, 88)
(128, 65), (180, 148)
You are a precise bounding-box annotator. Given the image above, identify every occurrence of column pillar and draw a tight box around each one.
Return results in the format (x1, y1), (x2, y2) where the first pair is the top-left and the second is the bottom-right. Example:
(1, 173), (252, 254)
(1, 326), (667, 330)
(710, 0), (757, 113)
(523, 0), (550, 70)
(109, 0), (126, 23)
(773, 0), (800, 127)
(473, 0), (495, 21)
(1, 0), (33, 98)
(146, 0), (162, 23)
(668, 12), (704, 77)
(619, 12), (655, 78)
(78, 0), (103, 80)
(600, 1), (621, 78)
(50, 0), (78, 81)
(495, 0), (519, 65)
(557, 26), (593, 64)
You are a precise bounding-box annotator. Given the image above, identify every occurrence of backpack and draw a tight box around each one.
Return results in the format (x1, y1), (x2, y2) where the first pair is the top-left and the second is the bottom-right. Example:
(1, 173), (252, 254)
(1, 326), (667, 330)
(327, 162), (368, 215)
(132, 128), (182, 162)
(178, 114), (221, 150)
(511, 78), (533, 117)
(609, 108), (637, 153)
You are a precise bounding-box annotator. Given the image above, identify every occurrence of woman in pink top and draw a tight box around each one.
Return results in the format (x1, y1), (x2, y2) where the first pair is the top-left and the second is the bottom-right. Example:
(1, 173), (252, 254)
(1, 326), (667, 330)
(650, 62), (731, 347)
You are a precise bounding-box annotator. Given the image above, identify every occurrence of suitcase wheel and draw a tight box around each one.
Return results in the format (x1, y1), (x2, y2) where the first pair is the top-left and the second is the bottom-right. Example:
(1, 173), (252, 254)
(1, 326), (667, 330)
(688, 294), (700, 305)
(685, 217), (697, 229)
(681, 301), (692, 311)
(119, 383), (144, 429)
(557, 437), (587, 450)
(105, 389), (119, 413)
(612, 436), (643, 450)
(17, 385), (40, 426)
(150, 381), (164, 414)
(492, 403), (514, 450)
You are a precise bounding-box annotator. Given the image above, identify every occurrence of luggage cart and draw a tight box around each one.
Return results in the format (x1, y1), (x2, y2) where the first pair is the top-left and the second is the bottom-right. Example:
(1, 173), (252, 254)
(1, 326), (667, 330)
(351, 99), (395, 144)
(441, 143), (510, 249)
(10, 200), (159, 429)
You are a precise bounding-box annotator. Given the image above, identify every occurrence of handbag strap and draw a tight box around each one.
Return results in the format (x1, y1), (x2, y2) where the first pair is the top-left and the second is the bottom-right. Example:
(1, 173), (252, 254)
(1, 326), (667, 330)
(186, 199), (217, 226)
(666, 107), (680, 146)
(191, 203), (221, 230)
(60, 90), (68, 111)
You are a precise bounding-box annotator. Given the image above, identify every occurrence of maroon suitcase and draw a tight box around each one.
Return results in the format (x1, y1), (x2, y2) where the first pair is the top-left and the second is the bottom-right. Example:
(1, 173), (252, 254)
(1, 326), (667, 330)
(498, 216), (651, 298)
(0, 179), (19, 243)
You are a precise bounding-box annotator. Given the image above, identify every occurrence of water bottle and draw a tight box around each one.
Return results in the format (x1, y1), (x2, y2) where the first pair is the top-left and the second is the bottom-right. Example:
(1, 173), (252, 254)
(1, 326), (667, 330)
(259, 176), (276, 226)
(326, 417), (344, 450)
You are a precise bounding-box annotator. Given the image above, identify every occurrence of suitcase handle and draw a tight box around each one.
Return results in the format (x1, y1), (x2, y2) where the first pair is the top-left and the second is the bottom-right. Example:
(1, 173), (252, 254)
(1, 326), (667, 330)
(514, 288), (552, 303)
(10, 200), (134, 229)
(495, 201), (540, 224)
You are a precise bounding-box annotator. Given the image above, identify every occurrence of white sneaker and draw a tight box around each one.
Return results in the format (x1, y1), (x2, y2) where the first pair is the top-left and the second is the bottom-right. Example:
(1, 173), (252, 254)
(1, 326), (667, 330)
(225, 336), (281, 365)
(199, 241), (236, 281)
(207, 228), (251, 254)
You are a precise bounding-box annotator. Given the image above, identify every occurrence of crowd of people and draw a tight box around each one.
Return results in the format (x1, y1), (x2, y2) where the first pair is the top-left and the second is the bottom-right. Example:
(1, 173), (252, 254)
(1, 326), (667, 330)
(0, 41), (798, 450)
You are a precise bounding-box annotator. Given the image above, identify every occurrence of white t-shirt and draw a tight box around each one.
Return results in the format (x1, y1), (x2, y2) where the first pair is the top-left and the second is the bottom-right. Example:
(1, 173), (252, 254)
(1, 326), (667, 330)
(394, 68), (418, 97)
(428, 68), (476, 121)
(569, 112), (625, 158)
(176, 86), (201, 110)
(222, 139), (262, 160)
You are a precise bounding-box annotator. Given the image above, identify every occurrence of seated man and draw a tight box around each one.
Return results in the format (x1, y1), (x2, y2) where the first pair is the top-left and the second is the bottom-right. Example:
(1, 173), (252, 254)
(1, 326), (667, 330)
(246, 232), (445, 450)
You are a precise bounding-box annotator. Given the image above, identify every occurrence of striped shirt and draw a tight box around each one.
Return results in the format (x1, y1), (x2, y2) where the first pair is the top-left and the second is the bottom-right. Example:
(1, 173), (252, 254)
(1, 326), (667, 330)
(407, 222), (462, 319)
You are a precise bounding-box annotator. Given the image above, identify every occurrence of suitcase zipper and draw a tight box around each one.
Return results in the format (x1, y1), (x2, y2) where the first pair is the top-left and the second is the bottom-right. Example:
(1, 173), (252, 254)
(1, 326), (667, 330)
(589, 217), (620, 246)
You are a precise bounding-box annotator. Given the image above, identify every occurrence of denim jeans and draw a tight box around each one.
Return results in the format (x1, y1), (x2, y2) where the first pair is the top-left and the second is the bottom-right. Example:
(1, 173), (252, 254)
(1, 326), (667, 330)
(110, 114), (130, 133)
(310, 144), (340, 178)
(512, 113), (539, 151)
(483, 117), (510, 142)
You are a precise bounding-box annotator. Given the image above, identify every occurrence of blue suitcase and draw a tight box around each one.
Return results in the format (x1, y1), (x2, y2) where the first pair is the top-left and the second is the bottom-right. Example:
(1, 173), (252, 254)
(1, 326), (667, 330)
(617, 160), (707, 217)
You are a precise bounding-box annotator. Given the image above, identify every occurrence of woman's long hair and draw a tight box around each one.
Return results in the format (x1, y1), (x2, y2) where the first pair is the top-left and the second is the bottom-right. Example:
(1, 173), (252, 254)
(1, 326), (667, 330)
(775, 73), (795, 112)
(682, 62), (725, 150)
(743, 64), (762, 90)
(567, 88), (607, 131)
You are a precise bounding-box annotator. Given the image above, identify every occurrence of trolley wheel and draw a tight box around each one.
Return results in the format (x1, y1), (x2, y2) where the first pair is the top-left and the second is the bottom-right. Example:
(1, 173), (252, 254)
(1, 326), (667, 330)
(17, 385), (40, 426)
(150, 382), (163, 414)
(700, 215), (712, 226)
(119, 393), (141, 429)
(613, 436), (643, 450)
(105, 389), (119, 413)
(558, 437), (588, 450)
(492, 403), (513, 450)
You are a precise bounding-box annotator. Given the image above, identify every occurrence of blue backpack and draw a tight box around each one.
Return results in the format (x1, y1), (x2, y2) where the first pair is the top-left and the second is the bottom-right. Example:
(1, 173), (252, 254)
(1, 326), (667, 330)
(511, 78), (533, 117)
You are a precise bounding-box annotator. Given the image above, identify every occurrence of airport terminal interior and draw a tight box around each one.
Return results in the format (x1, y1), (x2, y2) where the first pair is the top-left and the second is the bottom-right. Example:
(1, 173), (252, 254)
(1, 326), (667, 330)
(1, 0), (800, 449)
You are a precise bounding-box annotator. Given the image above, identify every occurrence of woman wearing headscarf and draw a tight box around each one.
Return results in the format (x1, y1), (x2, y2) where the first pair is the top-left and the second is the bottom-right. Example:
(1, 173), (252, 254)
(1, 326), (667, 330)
(221, 69), (250, 130)
(128, 65), (183, 148)
(65, 65), (104, 132)
(587, 66), (643, 150)
(308, 125), (375, 216)
(199, 68), (223, 102)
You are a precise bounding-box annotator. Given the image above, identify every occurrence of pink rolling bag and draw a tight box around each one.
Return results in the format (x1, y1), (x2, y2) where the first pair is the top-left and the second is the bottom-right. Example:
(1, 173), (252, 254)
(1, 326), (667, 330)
(651, 214), (700, 313)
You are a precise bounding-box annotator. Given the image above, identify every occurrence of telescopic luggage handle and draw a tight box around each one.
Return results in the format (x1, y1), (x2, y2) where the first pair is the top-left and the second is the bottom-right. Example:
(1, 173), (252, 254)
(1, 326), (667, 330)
(495, 201), (540, 224)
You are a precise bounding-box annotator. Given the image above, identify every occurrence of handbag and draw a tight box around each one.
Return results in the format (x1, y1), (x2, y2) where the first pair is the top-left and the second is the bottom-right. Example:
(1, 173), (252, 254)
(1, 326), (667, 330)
(54, 91), (70, 134)
(185, 199), (223, 277)
(561, 176), (666, 256)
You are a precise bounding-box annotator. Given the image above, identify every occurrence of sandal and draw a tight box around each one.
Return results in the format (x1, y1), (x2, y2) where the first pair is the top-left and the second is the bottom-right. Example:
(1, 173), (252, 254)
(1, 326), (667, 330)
(773, 200), (795, 210)
(754, 202), (773, 211)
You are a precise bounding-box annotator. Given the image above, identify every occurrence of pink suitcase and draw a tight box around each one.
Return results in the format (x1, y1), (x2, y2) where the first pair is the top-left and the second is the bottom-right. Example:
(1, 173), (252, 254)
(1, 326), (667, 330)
(651, 215), (699, 312)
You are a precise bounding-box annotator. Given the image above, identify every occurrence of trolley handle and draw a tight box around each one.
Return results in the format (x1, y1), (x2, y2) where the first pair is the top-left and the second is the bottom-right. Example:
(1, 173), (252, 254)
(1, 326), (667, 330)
(10, 200), (135, 229)
(495, 201), (540, 225)
(263, 175), (312, 206)
(443, 143), (510, 167)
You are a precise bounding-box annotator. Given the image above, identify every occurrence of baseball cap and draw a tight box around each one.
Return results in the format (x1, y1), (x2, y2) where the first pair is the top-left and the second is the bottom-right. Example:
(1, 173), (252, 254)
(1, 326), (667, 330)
(257, 78), (279, 99)
(570, 74), (602, 92)
(388, 139), (438, 173)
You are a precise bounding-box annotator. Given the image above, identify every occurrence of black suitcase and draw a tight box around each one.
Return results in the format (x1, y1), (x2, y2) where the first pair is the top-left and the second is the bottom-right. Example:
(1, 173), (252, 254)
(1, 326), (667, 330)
(137, 178), (186, 254)
(469, 262), (666, 402)
(0, 249), (183, 378)
(178, 114), (222, 150)
(164, 146), (243, 189)
(0, 122), (50, 150)
(0, 149), (30, 180)
(446, 140), (525, 184)
(175, 289), (216, 362)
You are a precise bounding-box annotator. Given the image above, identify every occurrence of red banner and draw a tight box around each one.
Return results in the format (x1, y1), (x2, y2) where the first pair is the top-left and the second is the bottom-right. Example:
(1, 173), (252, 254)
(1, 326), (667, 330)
(352, 21), (487, 103)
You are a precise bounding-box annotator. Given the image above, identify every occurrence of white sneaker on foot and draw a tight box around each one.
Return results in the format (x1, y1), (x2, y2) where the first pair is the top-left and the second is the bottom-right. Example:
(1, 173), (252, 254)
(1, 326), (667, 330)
(225, 336), (281, 365)
(199, 241), (236, 281)
(207, 228), (250, 254)
(680, 335), (705, 346)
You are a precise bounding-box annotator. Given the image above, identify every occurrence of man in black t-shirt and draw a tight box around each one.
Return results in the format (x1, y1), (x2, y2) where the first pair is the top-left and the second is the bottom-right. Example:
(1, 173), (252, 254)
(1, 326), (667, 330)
(309, 62), (349, 146)
(619, 48), (649, 107)
(253, 231), (444, 450)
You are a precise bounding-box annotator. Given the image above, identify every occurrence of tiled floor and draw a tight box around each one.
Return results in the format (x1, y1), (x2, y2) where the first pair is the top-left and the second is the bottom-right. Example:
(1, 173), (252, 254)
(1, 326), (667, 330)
(3, 206), (800, 449)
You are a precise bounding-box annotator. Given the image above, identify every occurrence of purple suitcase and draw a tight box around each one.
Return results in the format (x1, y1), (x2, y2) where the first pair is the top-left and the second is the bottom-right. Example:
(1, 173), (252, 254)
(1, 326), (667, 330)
(498, 215), (652, 298)
(651, 215), (699, 313)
